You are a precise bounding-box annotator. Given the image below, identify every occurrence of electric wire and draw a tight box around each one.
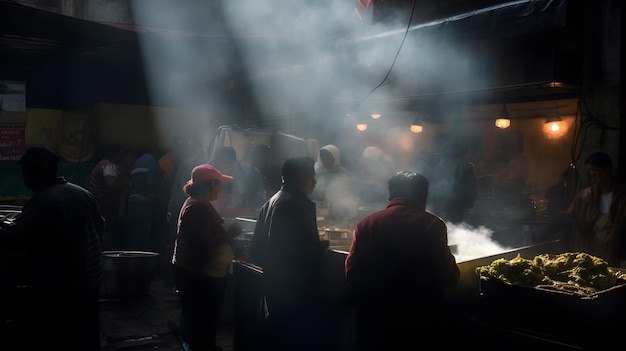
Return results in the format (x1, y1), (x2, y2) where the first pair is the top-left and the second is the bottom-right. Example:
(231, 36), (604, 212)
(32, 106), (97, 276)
(357, 0), (417, 107)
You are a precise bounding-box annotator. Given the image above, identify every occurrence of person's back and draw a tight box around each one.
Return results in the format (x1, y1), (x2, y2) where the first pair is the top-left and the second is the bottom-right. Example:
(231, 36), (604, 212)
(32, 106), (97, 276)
(23, 181), (104, 289)
(0, 145), (104, 350)
(345, 170), (460, 351)
(127, 151), (158, 203)
(125, 150), (158, 250)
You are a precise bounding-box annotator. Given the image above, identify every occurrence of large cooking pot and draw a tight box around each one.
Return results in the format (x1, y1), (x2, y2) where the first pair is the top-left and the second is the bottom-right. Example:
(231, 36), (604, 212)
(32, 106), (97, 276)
(101, 251), (160, 298)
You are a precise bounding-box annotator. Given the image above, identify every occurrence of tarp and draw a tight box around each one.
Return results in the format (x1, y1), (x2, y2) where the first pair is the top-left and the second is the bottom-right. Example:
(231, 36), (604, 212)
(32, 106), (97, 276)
(358, 0), (568, 43)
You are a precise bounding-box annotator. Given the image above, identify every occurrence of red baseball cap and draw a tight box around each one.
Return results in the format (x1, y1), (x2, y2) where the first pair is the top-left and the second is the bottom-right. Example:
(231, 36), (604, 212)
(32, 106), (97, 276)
(191, 164), (233, 184)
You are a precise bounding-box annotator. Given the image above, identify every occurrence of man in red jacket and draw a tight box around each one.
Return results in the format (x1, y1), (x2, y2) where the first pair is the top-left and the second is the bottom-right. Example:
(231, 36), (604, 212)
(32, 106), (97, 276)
(345, 170), (460, 351)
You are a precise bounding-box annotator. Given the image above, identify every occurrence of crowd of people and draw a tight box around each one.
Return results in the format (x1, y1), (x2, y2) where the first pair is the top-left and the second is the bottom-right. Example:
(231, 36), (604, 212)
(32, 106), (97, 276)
(1, 141), (624, 351)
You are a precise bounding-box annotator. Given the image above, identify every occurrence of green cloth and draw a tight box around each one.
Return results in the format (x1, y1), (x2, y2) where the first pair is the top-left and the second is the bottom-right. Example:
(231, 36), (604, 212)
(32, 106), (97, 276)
(0, 162), (95, 201)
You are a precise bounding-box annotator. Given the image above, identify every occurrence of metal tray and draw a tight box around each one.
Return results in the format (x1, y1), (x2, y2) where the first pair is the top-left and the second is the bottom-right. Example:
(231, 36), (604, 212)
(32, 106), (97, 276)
(479, 275), (626, 320)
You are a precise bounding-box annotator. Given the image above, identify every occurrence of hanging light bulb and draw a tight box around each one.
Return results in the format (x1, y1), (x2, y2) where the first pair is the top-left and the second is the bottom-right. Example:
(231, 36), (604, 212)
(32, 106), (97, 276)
(370, 113), (381, 119)
(410, 116), (423, 133)
(356, 122), (368, 131)
(495, 103), (511, 129)
(545, 115), (562, 132)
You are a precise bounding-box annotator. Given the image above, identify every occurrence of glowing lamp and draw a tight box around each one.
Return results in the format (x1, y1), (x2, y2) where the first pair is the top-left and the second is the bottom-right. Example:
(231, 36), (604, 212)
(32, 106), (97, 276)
(545, 115), (562, 132)
(495, 104), (510, 129)
(495, 118), (511, 129)
(410, 123), (423, 133)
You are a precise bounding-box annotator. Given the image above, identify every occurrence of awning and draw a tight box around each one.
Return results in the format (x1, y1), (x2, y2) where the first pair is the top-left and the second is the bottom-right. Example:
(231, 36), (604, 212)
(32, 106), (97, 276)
(326, 0), (577, 113)
(358, 0), (568, 43)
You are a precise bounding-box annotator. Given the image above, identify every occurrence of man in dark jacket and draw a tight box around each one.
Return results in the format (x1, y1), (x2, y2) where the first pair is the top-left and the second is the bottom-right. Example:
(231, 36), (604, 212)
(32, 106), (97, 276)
(251, 156), (334, 351)
(0, 145), (105, 350)
(345, 170), (460, 351)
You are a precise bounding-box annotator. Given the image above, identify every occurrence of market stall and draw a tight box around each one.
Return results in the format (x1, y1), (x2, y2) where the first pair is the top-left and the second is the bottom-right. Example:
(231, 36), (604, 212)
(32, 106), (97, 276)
(231, 237), (626, 350)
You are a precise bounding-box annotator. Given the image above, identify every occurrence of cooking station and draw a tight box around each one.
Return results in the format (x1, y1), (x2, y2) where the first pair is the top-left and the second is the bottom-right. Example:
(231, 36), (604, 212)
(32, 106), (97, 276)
(228, 216), (354, 262)
(0, 204), (28, 330)
(230, 235), (626, 350)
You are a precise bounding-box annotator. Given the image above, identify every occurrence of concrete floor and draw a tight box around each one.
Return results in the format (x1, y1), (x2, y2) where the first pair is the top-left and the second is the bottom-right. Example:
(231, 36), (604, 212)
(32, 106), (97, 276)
(99, 278), (234, 351)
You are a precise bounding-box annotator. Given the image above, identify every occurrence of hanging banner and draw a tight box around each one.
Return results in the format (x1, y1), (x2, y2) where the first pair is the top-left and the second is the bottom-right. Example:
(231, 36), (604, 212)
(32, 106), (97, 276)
(0, 81), (26, 162)
(0, 126), (26, 161)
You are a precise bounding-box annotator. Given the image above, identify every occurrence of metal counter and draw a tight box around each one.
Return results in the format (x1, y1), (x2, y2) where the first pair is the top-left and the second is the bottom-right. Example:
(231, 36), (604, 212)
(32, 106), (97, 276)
(231, 239), (625, 350)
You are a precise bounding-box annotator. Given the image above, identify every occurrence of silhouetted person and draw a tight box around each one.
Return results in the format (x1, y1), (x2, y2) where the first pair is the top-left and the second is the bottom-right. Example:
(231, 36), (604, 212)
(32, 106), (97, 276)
(124, 149), (158, 250)
(0, 145), (104, 350)
(345, 170), (460, 351)
(545, 168), (572, 214)
(251, 156), (336, 351)
(88, 143), (128, 250)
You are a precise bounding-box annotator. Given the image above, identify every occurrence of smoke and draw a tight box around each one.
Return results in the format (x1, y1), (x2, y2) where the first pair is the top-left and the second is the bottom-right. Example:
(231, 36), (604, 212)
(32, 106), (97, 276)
(128, 1), (490, 142)
(447, 222), (513, 262)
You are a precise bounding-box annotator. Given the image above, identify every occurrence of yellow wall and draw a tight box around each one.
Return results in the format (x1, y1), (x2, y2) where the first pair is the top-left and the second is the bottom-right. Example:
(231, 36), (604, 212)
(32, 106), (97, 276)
(94, 103), (202, 152)
(21, 103), (204, 163)
(25, 108), (63, 150)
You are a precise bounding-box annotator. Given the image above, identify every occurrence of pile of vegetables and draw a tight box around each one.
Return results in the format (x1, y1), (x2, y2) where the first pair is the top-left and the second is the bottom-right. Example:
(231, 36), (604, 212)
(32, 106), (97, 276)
(476, 252), (626, 296)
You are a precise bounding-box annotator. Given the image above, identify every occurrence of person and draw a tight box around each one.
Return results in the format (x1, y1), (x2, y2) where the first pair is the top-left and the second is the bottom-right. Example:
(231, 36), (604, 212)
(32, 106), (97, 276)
(311, 144), (355, 221)
(250, 156), (336, 351)
(166, 137), (207, 288)
(88, 143), (128, 250)
(123, 149), (158, 250)
(565, 152), (626, 267)
(429, 141), (478, 223)
(0, 145), (104, 350)
(545, 168), (572, 214)
(171, 163), (243, 351)
(152, 149), (179, 279)
(345, 170), (460, 351)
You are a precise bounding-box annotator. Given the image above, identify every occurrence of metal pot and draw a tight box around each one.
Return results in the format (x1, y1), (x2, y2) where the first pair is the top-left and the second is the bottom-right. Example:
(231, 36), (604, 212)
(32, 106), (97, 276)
(101, 251), (160, 298)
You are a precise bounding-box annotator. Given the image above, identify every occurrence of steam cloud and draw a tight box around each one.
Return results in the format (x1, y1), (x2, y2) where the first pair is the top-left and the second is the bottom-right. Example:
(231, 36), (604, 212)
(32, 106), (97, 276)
(447, 222), (513, 262)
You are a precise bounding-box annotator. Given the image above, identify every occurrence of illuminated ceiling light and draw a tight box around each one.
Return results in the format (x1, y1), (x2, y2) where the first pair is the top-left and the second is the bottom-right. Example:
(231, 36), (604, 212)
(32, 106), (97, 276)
(370, 113), (381, 119)
(545, 114), (562, 132)
(495, 103), (511, 129)
(356, 123), (368, 131)
(410, 116), (423, 133)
